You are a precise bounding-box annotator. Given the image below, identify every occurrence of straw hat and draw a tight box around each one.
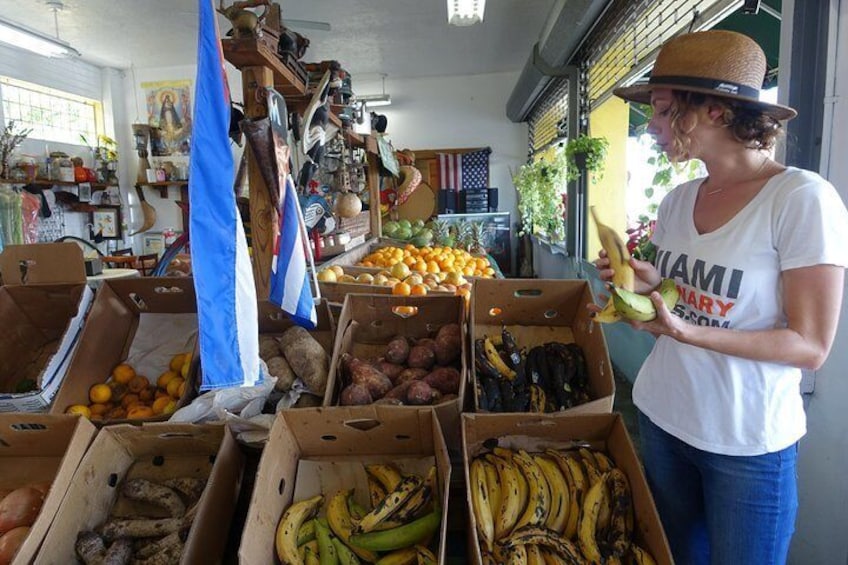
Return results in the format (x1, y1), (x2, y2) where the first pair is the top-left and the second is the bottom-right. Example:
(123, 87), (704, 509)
(613, 30), (797, 121)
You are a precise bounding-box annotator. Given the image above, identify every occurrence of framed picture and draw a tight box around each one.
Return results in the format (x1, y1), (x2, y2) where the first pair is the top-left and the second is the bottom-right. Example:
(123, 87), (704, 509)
(78, 182), (92, 203)
(142, 232), (166, 257)
(90, 205), (122, 240)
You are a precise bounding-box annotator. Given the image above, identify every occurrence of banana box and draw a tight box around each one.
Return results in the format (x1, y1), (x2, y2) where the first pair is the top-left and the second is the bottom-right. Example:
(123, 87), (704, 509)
(470, 278), (614, 414)
(462, 412), (673, 565)
(240, 406), (452, 564)
(35, 423), (244, 565)
(0, 414), (96, 565)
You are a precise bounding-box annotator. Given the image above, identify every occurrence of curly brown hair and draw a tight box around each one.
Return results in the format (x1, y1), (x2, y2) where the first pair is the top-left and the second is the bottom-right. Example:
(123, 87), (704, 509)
(666, 91), (783, 160)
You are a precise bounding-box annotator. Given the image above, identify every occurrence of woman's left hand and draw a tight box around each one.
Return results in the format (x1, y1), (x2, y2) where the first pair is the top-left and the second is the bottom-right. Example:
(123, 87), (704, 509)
(629, 290), (687, 340)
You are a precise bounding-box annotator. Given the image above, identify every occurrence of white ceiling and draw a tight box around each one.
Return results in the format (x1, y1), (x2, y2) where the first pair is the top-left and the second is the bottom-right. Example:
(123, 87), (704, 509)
(0, 0), (557, 80)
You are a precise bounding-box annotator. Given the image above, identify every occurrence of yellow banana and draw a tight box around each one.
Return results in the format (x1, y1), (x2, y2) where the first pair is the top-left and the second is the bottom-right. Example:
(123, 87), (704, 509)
(275, 494), (323, 565)
(592, 450), (615, 473)
(302, 544), (320, 565)
(415, 545), (438, 565)
(484, 337), (517, 379)
(611, 278), (680, 322)
(375, 546), (417, 565)
(529, 384), (547, 413)
(357, 475), (423, 533)
(544, 449), (585, 540)
(326, 489), (379, 563)
(503, 543), (528, 565)
(366, 463), (403, 493)
(368, 476), (388, 509)
(501, 525), (585, 563)
(533, 455), (569, 535)
(526, 544), (545, 565)
(578, 472), (610, 564)
(578, 448), (603, 486)
(482, 459), (502, 520)
(605, 468), (634, 558)
(493, 448), (529, 518)
(629, 544), (658, 565)
(513, 450), (551, 530)
(470, 457), (495, 552)
(590, 206), (635, 291)
(485, 453), (523, 539)
(593, 298), (623, 324)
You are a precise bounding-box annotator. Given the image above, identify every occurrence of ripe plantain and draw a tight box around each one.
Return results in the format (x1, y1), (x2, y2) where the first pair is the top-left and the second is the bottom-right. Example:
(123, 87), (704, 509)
(605, 468), (634, 558)
(470, 458), (495, 552)
(533, 455), (570, 535)
(326, 489), (379, 563)
(628, 544), (658, 565)
(365, 463), (403, 493)
(276, 494), (323, 565)
(493, 448), (529, 515)
(368, 476), (388, 510)
(415, 545), (438, 565)
(578, 472), (611, 563)
(592, 450), (615, 474)
(545, 449), (585, 540)
(590, 206), (635, 291)
(526, 544), (545, 565)
(486, 453), (523, 539)
(482, 459), (502, 520)
(529, 384), (547, 413)
(577, 448), (603, 486)
(357, 475), (423, 533)
(484, 337), (517, 380)
(501, 525), (585, 563)
(374, 547), (417, 565)
(611, 278), (680, 322)
(512, 450), (551, 530)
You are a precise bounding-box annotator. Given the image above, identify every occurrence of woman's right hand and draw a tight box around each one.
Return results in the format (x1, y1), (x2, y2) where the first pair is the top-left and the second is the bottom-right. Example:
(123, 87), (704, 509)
(595, 250), (662, 294)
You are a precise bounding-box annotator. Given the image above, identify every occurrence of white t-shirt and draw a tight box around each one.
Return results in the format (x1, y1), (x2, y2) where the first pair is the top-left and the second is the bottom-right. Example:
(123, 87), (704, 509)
(633, 167), (848, 456)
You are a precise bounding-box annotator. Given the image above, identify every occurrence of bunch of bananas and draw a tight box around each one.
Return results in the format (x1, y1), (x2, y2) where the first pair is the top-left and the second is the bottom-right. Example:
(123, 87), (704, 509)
(275, 464), (441, 565)
(475, 327), (591, 413)
(590, 206), (680, 324)
(469, 446), (657, 565)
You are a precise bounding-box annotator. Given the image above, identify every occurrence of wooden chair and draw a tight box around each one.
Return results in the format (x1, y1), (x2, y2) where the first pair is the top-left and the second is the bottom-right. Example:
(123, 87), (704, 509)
(102, 251), (159, 276)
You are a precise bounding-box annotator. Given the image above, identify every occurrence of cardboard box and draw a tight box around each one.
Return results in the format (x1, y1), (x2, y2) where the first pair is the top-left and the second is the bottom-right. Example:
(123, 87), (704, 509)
(324, 293), (468, 450)
(49, 277), (199, 422)
(240, 406), (451, 564)
(35, 422), (244, 565)
(0, 243), (94, 412)
(0, 414), (97, 564)
(462, 413), (673, 565)
(470, 278), (614, 413)
(258, 298), (336, 357)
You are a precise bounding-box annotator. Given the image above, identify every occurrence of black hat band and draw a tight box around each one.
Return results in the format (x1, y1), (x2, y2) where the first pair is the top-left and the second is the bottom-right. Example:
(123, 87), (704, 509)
(648, 75), (760, 99)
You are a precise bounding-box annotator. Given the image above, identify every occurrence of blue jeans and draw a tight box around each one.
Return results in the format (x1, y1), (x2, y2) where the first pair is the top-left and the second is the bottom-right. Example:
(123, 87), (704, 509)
(638, 411), (798, 565)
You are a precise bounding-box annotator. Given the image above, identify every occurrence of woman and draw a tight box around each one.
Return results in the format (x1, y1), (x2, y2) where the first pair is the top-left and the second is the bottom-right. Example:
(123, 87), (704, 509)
(600, 30), (848, 564)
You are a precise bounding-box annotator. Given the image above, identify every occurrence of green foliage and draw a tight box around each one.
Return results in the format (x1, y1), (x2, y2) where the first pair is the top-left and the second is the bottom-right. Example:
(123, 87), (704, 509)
(564, 135), (609, 183)
(511, 149), (568, 241)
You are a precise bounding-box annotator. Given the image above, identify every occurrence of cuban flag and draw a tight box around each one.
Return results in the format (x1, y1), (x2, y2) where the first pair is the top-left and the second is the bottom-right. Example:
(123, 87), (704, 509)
(188, 0), (259, 390)
(269, 172), (318, 328)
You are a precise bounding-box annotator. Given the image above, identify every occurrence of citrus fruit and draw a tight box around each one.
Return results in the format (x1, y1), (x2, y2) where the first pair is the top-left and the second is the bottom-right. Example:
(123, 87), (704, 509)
(111, 363), (136, 384)
(392, 282), (411, 296)
(128, 375), (148, 394)
(167, 377), (185, 398)
(317, 269), (337, 283)
(153, 396), (176, 415)
(89, 383), (112, 404)
(157, 370), (179, 390)
(127, 405), (154, 420)
(89, 403), (109, 416)
(410, 284), (428, 296)
(66, 405), (91, 418)
(169, 353), (186, 372)
(330, 265), (345, 278)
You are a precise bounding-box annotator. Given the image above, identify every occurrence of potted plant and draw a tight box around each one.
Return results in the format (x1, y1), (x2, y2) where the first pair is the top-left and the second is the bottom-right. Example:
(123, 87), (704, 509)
(511, 149), (568, 243)
(0, 121), (32, 179)
(564, 134), (609, 183)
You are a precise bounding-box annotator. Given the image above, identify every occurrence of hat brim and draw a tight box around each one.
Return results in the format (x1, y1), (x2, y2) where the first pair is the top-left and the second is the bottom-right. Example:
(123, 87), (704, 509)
(613, 83), (797, 121)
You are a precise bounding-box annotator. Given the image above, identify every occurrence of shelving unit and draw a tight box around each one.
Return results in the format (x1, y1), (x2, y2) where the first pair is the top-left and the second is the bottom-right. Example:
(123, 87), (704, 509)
(135, 181), (189, 198)
(0, 178), (118, 191)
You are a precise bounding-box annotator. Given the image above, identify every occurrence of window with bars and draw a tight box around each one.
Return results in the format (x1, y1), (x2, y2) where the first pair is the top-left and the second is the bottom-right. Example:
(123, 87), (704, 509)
(0, 77), (100, 146)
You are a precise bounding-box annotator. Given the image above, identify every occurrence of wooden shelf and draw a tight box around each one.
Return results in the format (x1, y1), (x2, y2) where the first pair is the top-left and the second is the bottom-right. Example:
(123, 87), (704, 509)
(222, 37), (306, 97)
(136, 181), (189, 198)
(0, 178), (118, 190)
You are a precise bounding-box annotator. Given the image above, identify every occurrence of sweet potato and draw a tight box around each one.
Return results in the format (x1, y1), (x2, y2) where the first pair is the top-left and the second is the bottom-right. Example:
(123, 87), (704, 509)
(259, 335), (282, 361)
(384, 381), (413, 401)
(434, 327), (462, 365)
(279, 326), (329, 396)
(267, 356), (296, 392)
(340, 384), (373, 406)
(122, 479), (185, 518)
(374, 361), (405, 383)
(373, 397), (403, 406)
(0, 486), (44, 535)
(406, 381), (440, 405)
(415, 338), (438, 354)
(423, 367), (461, 394)
(395, 368), (428, 386)
(407, 345), (435, 370)
(384, 337), (410, 365)
(348, 357), (393, 399)
(0, 526), (30, 565)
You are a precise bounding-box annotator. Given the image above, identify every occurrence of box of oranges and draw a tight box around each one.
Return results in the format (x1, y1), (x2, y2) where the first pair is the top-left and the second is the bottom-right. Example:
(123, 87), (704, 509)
(50, 278), (200, 424)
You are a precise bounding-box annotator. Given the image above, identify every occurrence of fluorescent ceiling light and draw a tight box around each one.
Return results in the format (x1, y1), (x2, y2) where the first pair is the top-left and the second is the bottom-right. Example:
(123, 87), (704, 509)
(359, 94), (392, 107)
(0, 16), (79, 58)
(447, 0), (486, 26)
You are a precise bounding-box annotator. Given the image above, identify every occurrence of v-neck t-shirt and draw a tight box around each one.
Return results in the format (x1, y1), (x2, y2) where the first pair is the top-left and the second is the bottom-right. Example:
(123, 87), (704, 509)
(633, 167), (848, 455)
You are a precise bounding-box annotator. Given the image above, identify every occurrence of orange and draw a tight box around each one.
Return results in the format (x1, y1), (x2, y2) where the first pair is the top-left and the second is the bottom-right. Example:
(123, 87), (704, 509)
(121, 393), (140, 409)
(139, 386), (155, 402)
(168, 354), (186, 372)
(89, 414), (103, 423)
(111, 363), (136, 384)
(410, 283), (428, 296)
(157, 370), (179, 390)
(155, 389), (170, 400)
(128, 375), (148, 394)
(390, 262), (411, 280)
(392, 282), (411, 297)
(177, 380), (187, 398)
(66, 404), (91, 418)
(105, 406), (127, 420)
(89, 403), (109, 416)
(152, 396), (176, 415)
(126, 405), (154, 420)
(166, 377), (185, 399)
(180, 356), (191, 379)
(89, 383), (112, 404)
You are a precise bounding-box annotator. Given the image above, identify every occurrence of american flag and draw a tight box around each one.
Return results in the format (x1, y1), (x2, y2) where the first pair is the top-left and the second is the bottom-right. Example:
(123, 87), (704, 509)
(188, 0), (259, 389)
(437, 148), (491, 191)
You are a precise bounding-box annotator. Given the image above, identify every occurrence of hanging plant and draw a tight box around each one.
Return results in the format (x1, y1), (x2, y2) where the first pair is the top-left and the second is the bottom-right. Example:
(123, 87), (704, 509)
(0, 120), (32, 179)
(511, 149), (568, 242)
(564, 134), (609, 183)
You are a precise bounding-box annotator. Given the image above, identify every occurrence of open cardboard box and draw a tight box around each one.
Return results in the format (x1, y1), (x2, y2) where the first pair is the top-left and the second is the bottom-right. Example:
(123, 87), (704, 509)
(49, 277), (199, 423)
(324, 293), (468, 450)
(240, 406), (451, 564)
(0, 243), (95, 412)
(34, 422), (244, 565)
(462, 412), (673, 565)
(470, 278), (614, 413)
(0, 413), (97, 564)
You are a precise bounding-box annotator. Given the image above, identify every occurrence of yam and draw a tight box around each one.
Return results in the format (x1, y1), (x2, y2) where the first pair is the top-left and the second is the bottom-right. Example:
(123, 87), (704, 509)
(406, 381), (440, 405)
(434, 329), (462, 366)
(415, 338), (438, 354)
(373, 397), (403, 406)
(102, 538), (133, 565)
(395, 368), (428, 386)
(259, 335), (282, 361)
(133, 531), (184, 560)
(75, 531), (106, 565)
(423, 367), (461, 395)
(373, 361), (405, 383)
(121, 479), (185, 518)
(162, 478), (207, 506)
(99, 518), (182, 541)
(279, 326), (329, 396)
(0, 486), (44, 535)
(340, 384), (373, 406)
(130, 539), (183, 565)
(384, 381), (413, 401)
(384, 336), (410, 365)
(0, 527), (30, 565)
(347, 357), (393, 399)
(407, 345), (435, 370)
(267, 356), (296, 392)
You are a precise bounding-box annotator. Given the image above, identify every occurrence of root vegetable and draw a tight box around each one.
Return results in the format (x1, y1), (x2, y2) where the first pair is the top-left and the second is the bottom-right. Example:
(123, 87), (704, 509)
(373, 397), (403, 406)
(129, 539), (183, 565)
(0, 526), (30, 565)
(102, 538), (133, 565)
(406, 381), (440, 405)
(259, 335), (282, 361)
(340, 384), (373, 406)
(134, 531), (184, 560)
(267, 356), (296, 392)
(384, 337), (410, 365)
(346, 356), (393, 399)
(395, 368), (428, 386)
(0, 486), (44, 535)
(384, 381), (413, 401)
(99, 518), (182, 541)
(374, 361), (405, 382)
(75, 531), (106, 565)
(122, 479), (185, 518)
(161, 478), (206, 506)
(423, 367), (461, 394)
(407, 345), (435, 370)
(415, 338), (437, 353)
(434, 330), (461, 366)
(279, 327), (329, 396)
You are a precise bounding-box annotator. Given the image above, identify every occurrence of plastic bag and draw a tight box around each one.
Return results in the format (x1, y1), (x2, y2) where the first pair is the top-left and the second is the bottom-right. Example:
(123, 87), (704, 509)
(19, 191), (41, 244)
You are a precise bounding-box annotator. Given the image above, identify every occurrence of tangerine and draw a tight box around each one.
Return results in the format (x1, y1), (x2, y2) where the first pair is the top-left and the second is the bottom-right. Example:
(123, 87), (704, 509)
(152, 396), (176, 415)
(66, 404), (91, 418)
(128, 375), (148, 394)
(111, 363), (136, 384)
(157, 370), (179, 390)
(169, 353), (186, 372)
(392, 282), (411, 297)
(89, 383), (113, 404)
(167, 377), (185, 398)
(410, 284), (428, 296)
(127, 405), (154, 420)
(120, 393), (140, 409)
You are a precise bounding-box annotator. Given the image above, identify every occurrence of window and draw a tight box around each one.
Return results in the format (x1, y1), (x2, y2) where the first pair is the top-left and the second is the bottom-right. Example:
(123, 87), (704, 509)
(0, 77), (100, 146)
